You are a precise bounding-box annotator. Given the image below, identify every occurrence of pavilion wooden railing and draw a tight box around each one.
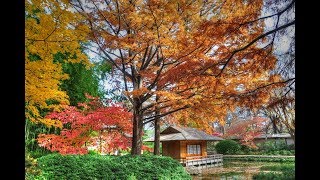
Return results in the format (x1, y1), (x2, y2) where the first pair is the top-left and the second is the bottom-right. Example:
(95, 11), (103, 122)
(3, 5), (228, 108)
(179, 154), (223, 168)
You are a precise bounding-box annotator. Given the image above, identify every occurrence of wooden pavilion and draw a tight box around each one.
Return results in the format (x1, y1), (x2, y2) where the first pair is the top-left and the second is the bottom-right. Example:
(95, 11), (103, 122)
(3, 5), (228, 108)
(144, 125), (224, 161)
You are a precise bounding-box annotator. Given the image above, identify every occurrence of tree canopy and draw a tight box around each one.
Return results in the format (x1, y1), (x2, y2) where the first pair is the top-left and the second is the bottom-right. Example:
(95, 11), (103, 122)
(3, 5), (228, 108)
(25, 0), (295, 155)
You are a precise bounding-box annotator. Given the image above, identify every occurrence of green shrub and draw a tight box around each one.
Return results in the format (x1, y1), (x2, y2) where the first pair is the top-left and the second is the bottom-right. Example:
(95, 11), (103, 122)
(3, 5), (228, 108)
(28, 149), (52, 159)
(256, 141), (295, 156)
(36, 154), (191, 179)
(240, 144), (256, 153)
(215, 140), (241, 154)
(257, 140), (291, 152)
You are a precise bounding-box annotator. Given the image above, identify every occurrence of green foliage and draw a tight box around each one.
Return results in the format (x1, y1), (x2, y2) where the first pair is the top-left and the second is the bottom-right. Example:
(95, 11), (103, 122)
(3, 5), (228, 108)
(257, 140), (292, 151)
(215, 140), (241, 154)
(94, 60), (112, 80)
(28, 53), (41, 61)
(28, 149), (52, 159)
(253, 163), (295, 180)
(36, 154), (191, 179)
(255, 140), (295, 155)
(60, 62), (104, 106)
(231, 140), (295, 155)
(52, 51), (108, 106)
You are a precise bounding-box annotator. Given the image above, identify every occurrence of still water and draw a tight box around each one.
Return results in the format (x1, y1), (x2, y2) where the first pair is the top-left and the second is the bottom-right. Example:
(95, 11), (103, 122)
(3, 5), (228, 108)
(190, 161), (284, 180)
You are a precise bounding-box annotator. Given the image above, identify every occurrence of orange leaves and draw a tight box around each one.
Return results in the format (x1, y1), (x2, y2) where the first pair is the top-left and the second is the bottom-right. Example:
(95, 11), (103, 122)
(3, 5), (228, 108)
(69, 0), (281, 141)
(124, 87), (150, 98)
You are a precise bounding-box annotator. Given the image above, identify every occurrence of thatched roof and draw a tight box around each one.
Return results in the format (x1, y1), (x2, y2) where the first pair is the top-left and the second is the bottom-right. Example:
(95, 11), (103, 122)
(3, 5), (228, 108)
(229, 133), (292, 140)
(144, 126), (224, 142)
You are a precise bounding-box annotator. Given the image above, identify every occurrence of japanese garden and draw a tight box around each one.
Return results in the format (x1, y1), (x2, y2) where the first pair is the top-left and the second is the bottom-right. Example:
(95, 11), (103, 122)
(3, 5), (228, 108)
(25, 0), (295, 179)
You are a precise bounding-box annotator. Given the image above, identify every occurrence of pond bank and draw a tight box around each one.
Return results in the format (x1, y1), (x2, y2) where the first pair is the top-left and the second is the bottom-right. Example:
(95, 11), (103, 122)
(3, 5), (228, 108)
(188, 161), (294, 179)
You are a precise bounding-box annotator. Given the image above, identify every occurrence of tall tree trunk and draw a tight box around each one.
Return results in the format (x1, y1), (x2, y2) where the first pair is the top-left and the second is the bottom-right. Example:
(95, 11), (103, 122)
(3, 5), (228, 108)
(130, 70), (144, 155)
(271, 116), (279, 134)
(154, 95), (160, 155)
(131, 100), (143, 155)
(279, 122), (283, 133)
(287, 127), (295, 145)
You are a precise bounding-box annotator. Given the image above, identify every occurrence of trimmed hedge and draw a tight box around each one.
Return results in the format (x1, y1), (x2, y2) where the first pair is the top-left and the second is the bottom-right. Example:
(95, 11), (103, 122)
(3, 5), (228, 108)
(215, 140), (241, 154)
(36, 154), (191, 180)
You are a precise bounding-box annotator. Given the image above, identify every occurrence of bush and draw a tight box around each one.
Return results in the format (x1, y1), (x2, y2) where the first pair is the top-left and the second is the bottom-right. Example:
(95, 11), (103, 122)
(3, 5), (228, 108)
(215, 140), (241, 154)
(240, 144), (259, 154)
(28, 149), (52, 159)
(36, 154), (191, 179)
(256, 140), (295, 156)
(257, 140), (292, 152)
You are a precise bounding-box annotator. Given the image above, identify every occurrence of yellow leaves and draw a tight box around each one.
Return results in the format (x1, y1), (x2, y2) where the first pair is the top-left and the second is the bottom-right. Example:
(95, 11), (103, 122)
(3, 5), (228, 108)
(26, 105), (41, 121)
(25, 0), (91, 126)
(39, 118), (63, 129)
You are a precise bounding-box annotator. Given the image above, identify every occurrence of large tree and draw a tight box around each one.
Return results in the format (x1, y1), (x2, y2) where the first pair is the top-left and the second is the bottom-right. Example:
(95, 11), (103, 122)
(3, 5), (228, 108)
(68, 0), (295, 155)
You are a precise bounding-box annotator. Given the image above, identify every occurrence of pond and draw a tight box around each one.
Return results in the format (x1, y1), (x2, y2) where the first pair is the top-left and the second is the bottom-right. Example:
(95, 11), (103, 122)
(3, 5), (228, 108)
(190, 161), (292, 180)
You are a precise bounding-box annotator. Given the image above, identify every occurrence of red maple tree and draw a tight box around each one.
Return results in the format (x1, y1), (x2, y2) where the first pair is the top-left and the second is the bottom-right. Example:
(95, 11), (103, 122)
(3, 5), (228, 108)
(37, 95), (133, 155)
(224, 117), (267, 148)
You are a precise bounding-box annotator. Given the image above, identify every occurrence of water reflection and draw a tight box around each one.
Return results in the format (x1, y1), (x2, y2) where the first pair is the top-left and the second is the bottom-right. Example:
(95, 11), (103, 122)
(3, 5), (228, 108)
(192, 172), (253, 180)
(190, 161), (284, 180)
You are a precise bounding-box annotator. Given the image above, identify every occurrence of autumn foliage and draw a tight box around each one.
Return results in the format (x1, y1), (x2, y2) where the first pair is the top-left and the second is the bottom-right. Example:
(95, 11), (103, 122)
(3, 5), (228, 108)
(25, 0), (295, 155)
(25, 0), (90, 126)
(37, 95), (132, 155)
(224, 117), (267, 148)
(66, 0), (288, 154)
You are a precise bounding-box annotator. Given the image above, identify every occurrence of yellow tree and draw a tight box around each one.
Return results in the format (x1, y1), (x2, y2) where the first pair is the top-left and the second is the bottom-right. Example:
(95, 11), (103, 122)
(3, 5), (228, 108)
(25, 0), (90, 127)
(69, 0), (295, 155)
